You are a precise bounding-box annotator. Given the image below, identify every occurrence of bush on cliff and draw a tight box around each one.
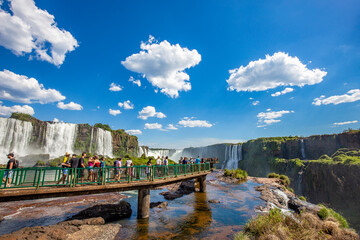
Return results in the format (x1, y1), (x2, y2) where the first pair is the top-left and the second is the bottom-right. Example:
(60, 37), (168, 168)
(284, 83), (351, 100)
(267, 172), (280, 178)
(267, 173), (291, 186)
(224, 168), (248, 180)
(10, 112), (35, 122)
(234, 208), (358, 240)
(318, 205), (349, 228)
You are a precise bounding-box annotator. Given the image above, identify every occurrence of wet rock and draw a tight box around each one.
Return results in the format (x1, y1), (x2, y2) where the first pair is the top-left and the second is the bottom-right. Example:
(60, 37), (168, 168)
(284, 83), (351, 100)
(161, 180), (195, 200)
(0, 217), (121, 240)
(69, 201), (132, 222)
(150, 201), (168, 208)
(288, 196), (321, 214)
(208, 200), (220, 203)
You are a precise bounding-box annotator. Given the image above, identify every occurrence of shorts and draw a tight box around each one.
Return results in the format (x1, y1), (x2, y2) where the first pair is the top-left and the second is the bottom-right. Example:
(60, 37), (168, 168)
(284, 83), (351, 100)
(78, 169), (85, 178)
(62, 169), (69, 175)
(88, 166), (93, 173)
(115, 168), (121, 175)
(3, 170), (13, 179)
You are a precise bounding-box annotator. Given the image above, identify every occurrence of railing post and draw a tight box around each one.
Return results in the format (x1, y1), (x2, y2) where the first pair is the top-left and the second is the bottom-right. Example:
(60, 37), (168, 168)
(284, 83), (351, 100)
(36, 169), (42, 189)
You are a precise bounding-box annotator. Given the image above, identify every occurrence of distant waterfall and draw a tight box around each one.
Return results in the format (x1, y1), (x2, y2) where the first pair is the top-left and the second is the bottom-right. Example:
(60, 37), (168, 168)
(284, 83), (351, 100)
(222, 144), (242, 169)
(138, 146), (149, 157)
(44, 122), (78, 158)
(89, 127), (94, 153)
(300, 139), (306, 159)
(94, 128), (113, 157)
(148, 149), (170, 158)
(0, 118), (33, 161)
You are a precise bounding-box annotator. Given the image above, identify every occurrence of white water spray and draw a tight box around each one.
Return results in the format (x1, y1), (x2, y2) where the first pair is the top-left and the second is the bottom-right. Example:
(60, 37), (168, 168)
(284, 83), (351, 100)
(222, 144), (242, 169)
(94, 128), (113, 157)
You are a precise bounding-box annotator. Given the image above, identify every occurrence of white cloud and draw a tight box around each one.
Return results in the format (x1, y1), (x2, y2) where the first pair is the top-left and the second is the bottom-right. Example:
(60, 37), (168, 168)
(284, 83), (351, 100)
(178, 117), (212, 128)
(227, 52), (326, 92)
(0, 0), (78, 66)
(109, 108), (121, 116)
(333, 120), (358, 126)
(166, 124), (178, 130)
(144, 123), (163, 130)
(0, 102), (34, 116)
(129, 76), (141, 87)
(109, 83), (123, 92)
(122, 35), (201, 98)
(257, 110), (294, 127)
(313, 89), (360, 106)
(126, 129), (142, 135)
(138, 106), (166, 120)
(252, 100), (259, 106)
(52, 118), (59, 123)
(0, 69), (65, 104)
(57, 102), (83, 111)
(271, 87), (294, 97)
(118, 100), (134, 110)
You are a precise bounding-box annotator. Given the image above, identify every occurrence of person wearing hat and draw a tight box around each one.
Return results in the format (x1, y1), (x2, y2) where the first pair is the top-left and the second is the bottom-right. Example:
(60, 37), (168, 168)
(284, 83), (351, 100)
(2, 153), (17, 187)
(57, 152), (71, 185)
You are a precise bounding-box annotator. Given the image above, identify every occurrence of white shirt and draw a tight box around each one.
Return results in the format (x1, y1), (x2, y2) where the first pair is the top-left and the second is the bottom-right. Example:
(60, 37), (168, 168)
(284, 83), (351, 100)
(125, 159), (133, 167)
(156, 158), (162, 165)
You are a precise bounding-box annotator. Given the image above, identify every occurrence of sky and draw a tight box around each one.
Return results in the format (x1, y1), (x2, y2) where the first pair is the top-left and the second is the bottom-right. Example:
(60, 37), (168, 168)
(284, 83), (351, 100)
(0, 0), (360, 148)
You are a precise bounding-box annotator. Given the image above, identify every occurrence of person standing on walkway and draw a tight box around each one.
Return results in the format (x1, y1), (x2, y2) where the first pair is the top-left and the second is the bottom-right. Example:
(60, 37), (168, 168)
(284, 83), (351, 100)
(2, 153), (17, 187)
(78, 152), (86, 183)
(99, 157), (106, 184)
(114, 158), (122, 181)
(57, 152), (70, 184)
(69, 154), (79, 185)
(87, 157), (94, 182)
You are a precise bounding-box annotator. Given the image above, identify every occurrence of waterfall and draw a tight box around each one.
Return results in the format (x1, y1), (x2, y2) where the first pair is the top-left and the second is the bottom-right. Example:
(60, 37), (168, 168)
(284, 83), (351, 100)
(148, 149), (170, 158)
(138, 146), (149, 157)
(44, 122), (78, 158)
(222, 144), (242, 169)
(300, 139), (306, 159)
(95, 128), (113, 157)
(89, 127), (94, 153)
(0, 118), (33, 163)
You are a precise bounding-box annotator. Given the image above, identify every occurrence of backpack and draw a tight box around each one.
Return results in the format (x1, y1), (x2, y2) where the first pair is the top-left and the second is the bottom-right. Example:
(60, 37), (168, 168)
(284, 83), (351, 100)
(13, 159), (19, 169)
(114, 160), (119, 167)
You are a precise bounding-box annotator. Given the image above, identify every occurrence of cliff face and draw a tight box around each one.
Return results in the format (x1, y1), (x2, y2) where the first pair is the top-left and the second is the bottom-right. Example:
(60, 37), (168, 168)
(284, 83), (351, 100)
(112, 130), (138, 157)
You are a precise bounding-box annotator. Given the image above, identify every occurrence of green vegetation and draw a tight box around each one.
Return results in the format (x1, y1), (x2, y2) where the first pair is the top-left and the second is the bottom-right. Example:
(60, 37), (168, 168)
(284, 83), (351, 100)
(308, 148), (360, 165)
(317, 205), (349, 228)
(93, 123), (112, 131)
(234, 208), (358, 240)
(299, 196), (307, 201)
(36, 161), (46, 166)
(267, 172), (291, 186)
(224, 168), (248, 180)
(10, 112), (35, 122)
(267, 172), (280, 178)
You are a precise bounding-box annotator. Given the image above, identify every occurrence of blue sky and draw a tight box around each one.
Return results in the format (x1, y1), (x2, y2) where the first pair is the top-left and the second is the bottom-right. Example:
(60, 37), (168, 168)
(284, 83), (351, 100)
(0, 0), (359, 148)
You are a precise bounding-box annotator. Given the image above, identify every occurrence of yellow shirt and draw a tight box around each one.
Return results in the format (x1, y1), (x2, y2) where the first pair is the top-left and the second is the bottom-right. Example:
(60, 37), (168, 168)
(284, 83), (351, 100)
(63, 157), (68, 163)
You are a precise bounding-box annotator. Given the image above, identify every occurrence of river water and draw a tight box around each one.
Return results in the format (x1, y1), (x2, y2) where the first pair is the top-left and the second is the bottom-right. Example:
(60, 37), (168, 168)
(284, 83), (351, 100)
(0, 172), (264, 239)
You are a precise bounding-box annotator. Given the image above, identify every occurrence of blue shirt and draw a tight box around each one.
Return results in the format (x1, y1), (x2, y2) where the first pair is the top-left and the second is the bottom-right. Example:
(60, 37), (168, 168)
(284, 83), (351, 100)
(195, 158), (201, 164)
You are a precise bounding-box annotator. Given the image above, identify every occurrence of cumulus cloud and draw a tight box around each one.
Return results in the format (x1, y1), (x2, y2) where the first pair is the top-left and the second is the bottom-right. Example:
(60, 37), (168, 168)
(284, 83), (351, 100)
(57, 101), (83, 111)
(333, 120), (358, 126)
(166, 124), (178, 130)
(129, 76), (141, 87)
(122, 36), (201, 98)
(109, 83), (123, 92)
(252, 100), (259, 106)
(271, 87), (294, 97)
(0, 0), (78, 66)
(227, 52), (326, 92)
(0, 69), (65, 104)
(138, 106), (166, 120)
(257, 110), (294, 127)
(178, 117), (212, 128)
(0, 102), (34, 116)
(109, 108), (121, 116)
(144, 123), (163, 130)
(118, 100), (134, 110)
(312, 89), (360, 106)
(126, 129), (142, 135)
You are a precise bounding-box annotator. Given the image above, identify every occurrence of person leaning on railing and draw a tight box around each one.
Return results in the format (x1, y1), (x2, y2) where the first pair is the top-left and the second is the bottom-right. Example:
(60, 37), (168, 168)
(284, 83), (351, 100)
(57, 152), (71, 184)
(2, 153), (18, 187)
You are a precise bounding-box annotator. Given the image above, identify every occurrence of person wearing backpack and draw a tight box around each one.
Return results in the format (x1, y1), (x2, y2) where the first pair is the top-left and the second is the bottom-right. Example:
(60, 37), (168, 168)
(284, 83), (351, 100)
(3, 153), (17, 187)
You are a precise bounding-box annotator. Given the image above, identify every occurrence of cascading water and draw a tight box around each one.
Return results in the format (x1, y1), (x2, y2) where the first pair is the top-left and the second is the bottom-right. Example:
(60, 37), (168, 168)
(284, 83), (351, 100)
(300, 139), (306, 159)
(44, 122), (78, 158)
(148, 149), (171, 158)
(89, 127), (94, 153)
(95, 128), (113, 157)
(0, 118), (33, 163)
(222, 144), (242, 169)
(138, 146), (148, 157)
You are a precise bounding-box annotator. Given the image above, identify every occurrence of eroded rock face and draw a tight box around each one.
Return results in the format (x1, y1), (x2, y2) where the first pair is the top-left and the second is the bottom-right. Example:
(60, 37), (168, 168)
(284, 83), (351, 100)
(69, 201), (132, 222)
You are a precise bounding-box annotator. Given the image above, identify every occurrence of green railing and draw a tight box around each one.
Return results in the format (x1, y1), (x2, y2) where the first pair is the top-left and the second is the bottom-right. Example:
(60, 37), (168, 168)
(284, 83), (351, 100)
(0, 163), (210, 189)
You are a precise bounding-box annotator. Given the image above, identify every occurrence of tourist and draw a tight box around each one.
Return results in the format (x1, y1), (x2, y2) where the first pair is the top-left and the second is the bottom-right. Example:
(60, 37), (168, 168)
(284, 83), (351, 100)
(164, 156), (169, 175)
(2, 153), (18, 187)
(125, 158), (133, 179)
(99, 157), (106, 184)
(114, 158), (122, 181)
(146, 158), (152, 179)
(93, 156), (100, 183)
(87, 157), (94, 182)
(69, 154), (79, 185)
(156, 156), (162, 165)
(57, 152), (71, 184)
(182, 157), (188, 165)
(179, 157), (183, 164)
(195, 156), (201, 164)
(77, 152), (86, 183)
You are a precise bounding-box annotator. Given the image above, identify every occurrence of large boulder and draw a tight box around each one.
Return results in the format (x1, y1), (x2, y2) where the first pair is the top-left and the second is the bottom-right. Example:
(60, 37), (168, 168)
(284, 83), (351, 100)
(69, 201), (132, 222)
(150, 201), (168, 208)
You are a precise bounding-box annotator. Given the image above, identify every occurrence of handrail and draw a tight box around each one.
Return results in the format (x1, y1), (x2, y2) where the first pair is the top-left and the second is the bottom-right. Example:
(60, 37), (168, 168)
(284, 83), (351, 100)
(0, 163), (210, 189)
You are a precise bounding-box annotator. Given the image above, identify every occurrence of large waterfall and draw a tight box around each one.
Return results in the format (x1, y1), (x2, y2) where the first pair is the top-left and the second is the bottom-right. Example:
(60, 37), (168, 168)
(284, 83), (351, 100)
(148, 149), (171, 158)
(43, 122), (78, 158)
(94, 128), (113, 157)
(138, 146), (149, 157)
(0, 118), (33, 159)
(222, 144), (242, 170)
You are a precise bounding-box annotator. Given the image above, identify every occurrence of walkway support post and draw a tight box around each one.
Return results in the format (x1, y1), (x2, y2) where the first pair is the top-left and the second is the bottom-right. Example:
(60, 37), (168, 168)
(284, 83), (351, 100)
(137, 189), (150, 219)
(198, 175), (206, 193)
